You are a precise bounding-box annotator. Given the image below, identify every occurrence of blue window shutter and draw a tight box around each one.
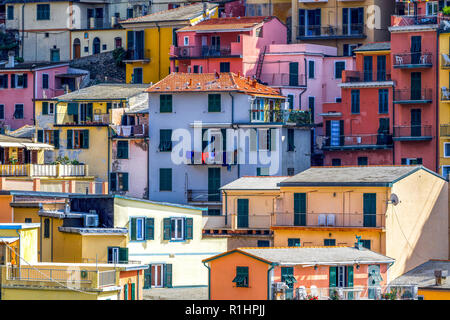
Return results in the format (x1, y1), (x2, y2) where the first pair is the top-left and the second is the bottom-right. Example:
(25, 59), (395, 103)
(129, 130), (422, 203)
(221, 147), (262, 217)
(53, 130), (59, 149)
(329, 266), (337, 288)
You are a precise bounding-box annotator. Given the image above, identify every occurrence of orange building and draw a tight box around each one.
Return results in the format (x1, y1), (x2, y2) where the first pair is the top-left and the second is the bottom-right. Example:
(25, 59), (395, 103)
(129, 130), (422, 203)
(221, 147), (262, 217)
(203, 243), (396, 300)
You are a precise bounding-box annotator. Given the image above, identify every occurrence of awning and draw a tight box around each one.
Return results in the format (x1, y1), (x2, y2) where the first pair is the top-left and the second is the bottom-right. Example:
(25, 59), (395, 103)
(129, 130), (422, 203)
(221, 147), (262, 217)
(0, 237), (19, 244)
(0, 142), (24, 148)
(283, 275), (297, 284)
(22, 143), (54, 151)
(232, 275), (246, 283)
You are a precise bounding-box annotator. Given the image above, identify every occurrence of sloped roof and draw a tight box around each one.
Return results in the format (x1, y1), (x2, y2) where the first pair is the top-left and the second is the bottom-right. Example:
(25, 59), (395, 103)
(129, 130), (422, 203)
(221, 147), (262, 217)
(8, 125), (35, 139)
(278, 166), (444, 187)
(391, 260), (450, 289)
(146, 72), (284, 98)
(120, 3), (218, 24)
(220, 176), (288, 190)
(56, 83), (148, 101)
(177, 16), (276, 32)
(354, 42), (391, 52)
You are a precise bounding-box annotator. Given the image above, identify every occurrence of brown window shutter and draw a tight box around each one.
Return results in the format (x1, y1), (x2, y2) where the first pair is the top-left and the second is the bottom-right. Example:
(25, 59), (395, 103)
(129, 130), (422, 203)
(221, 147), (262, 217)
(5, 148), (9, 164)
(17, 149), (24, 164)
(31, 150), (37, 164)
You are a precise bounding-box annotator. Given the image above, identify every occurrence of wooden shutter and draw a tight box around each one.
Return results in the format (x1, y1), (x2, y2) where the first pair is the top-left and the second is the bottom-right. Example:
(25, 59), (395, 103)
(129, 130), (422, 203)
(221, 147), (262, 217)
(10, 74), (15, 88)
(53, 130), (59, 149)
(82, 130), (89, 148)
(130, 217), (137, 240)
(110, 172), (117, 191)
(131, 283), (136, 300)
(42, 102), (49, 115)
(325, 120), (331, 146)
(329, 266), (337, 288)
(347, 266), (354, 287)
(339, 120), (345, 146)
(159, 168), (172, 191)
(37, 130), (44, 143)
(122, 172), (129, 191)
(87, 103), (93, 121)
(163, 218), (171, 240)
(66, 130), (73, 149)
(145, 218), (154, 240)
(67, 103), (78, 115)
(144, 265), (152, 289)
(107, 247), (113, 263)
(185, 217), (193, 240)
(23, 74), (27, 88)
(124, 284), (128, 300)
(164, 264), (172, 288)
(119, 247), (128, 263)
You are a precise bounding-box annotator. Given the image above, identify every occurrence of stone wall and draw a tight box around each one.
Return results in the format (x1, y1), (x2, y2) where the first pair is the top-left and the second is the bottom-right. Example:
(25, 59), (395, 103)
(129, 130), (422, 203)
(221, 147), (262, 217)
(69, 51), (125, 84)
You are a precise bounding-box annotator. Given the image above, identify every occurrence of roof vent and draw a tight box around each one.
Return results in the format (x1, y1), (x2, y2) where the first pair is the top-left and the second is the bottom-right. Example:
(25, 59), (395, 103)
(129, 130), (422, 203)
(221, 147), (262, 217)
(435, 270), (448, 286)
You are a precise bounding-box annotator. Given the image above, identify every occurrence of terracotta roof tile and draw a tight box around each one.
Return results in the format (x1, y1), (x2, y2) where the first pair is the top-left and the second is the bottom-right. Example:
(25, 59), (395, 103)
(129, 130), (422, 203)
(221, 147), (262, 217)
(177, 16), (275, 32)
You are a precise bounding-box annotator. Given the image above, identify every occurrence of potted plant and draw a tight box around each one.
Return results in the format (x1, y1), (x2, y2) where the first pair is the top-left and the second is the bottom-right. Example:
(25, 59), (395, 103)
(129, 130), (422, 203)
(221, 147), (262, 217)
(307, 294), (319, 300)
(443, 6), (450, 16)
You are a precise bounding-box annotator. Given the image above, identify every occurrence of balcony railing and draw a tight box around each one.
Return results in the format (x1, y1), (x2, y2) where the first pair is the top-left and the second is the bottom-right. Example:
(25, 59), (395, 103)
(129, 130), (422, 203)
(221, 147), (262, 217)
(259, 73), (306, 87)
(319, 134), (393, 150)
(440, 124), (450, 137)
(393, 89), (433, 103)
(203, 214), (272, 230)
(114, 124), (149, 138)
(172, 45), (236, 58)
(391, 14), (438, 27)
(124, 49), (151, 62)
(0, 164), (88, 177)
(250, 109), (311, 125)
(273, 212), (385, 228)
(442, 53), (450, 68)
(393, 125), (432, 140)
(442, 87), (450, 101)
(187, 189), (221, 202)
(298, 24), (366, 39)
(393, 52), (432, 68)
(342, 71), (391, 83)
(186, 151), (237, 166)
(56, 113), (110, 126)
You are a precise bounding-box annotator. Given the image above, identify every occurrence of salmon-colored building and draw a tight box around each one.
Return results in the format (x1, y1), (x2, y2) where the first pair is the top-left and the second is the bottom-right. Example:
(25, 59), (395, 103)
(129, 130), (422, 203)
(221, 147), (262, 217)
(321, 42), (393, 166)
(203, 245), (396, 300)
(169, 16), (287, 76)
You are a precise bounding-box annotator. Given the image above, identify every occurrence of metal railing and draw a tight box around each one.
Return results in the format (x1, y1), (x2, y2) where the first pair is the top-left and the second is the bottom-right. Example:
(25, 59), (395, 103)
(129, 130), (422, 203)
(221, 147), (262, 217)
(441, 87), (450, 101)
(319, 134), (393, 149)
(249, 109), (311, 124)
(393, 125), (432, 138)
(276, 284), (418, 300)
(298, 24), (365, 38)
(114, 124), (149, 137)
(342, 71), (391, 83)
(7, 265), (95, 283)
(393, 52), (433, 67)
(273, 212), (385, 228)
(393, 88), (433, 102)
(229, 214), (272, 229)
(185, 151), (237, 166)
(56, 113), (110, 125)
(259, 73), (306, 87)
(187, 189), (221, 202)
(81, 258), (141, 264)
(173, 45), (235, 58)
(124, 49), (151, 61)
(440, 124), (450, 137)
(391, 14), (438, 27)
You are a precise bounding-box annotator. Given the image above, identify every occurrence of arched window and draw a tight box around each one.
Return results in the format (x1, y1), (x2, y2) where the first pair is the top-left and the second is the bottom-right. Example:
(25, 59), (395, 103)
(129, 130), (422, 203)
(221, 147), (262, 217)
(73, 38), (81, 58)
(93, 37), (101, 54)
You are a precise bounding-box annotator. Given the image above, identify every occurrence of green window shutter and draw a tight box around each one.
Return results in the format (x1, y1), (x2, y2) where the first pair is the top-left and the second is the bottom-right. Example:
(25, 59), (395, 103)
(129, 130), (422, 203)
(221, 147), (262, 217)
(347, 266), (354, 287)
(131, 283), (136, 300)
(294, 193), (306, 226)
(119, 247), (128, 263)
(110, 172), (117, 191)
(121, 173), (129, 191)
(42, 102), (49, 115)
(145, 218), (154, 240)
(208, 94), (221, 112)
(164, 264), (173, 288)
(68, 103), (78, 115)
(160, 95), (172, 113)
(144, 265), (152, 289)
(117, 140), (128, 159)
(329, 266), (337, 288)
(163, 218), (171, 240)
(130, 217), (137, 240)
(66, 130), (73, 149)
(53, 130), (59, 149)
(10, 74), (15, 88)
(87, 103), (93, 121)
(124, 284), (128, 300)
(234, 266), (249, 287)
(37, 130), (44, 143)
(185, 217), (193, 240)
(23, 74), (28, 88)
(82, 130), (89, 149)
(159, 168), (172, 191)
(159, 129), (172, 152)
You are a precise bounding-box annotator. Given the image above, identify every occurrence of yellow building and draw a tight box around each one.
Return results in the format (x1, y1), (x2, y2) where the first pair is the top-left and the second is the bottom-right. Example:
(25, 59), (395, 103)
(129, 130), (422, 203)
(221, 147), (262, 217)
(439, 31), (450, 179)
(120, 2), (218, 84)
(70, 28), (126, 59)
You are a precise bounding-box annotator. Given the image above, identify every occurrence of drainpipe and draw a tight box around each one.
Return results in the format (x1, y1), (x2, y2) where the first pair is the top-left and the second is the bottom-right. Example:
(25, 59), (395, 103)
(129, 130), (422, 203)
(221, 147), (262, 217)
(107, 124), (111, 194)
(436, 30), (440, 173)
(145, 137), (149, 199)
(32, 69), (36, 126)
(156, 22), (161, 81)
(392, 85), (396, 165)
(21, 2), (25, 59)
(267, 263), (276, 300)
(223, 190), (228, 226)
(202, 261), (211, 300)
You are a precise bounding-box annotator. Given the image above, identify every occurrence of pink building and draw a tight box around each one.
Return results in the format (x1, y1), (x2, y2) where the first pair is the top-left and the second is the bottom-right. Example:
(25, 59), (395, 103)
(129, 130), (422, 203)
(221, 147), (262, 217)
(0, 61), (78, 131)
(169, 16), (287, 76)
(260, 43), (355, 165)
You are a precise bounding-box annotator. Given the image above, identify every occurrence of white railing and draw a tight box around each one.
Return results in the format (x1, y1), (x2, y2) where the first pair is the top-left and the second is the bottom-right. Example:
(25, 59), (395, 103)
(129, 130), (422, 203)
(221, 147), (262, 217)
(98, 270), (116, 287)
(58, 164), (87, 177)
(0, 164), (88, 177)
(30, 164), (57, 177)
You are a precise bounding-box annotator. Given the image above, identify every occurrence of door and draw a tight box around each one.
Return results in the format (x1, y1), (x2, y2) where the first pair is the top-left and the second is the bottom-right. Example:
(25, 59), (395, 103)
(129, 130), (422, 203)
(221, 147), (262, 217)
(411, 109), (422, 136)
(208, 167), (220, 201)
(289, 62), (299, 86)
(411, 36), (421, 64)
(73, 38), (81, 59)
(211, 36), (220, 54)
(410, 72), (421, 100)
(330, 120), (341, 146)
(363, 193), (376, 227)
(93, 37), (100, 54)
(377, 55), (386, 81)
(281, 267), (295, 300)
(363, 56), (373, 81)
(135, 31), (144, 59)
(368, 265), (381, 299)
(237, 199), (249, 228)
(151, 264), (163, 288)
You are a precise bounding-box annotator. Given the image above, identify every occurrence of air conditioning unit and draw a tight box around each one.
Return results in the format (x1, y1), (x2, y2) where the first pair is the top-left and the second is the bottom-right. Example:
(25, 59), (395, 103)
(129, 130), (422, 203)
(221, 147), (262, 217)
(84, 214), (99, 227)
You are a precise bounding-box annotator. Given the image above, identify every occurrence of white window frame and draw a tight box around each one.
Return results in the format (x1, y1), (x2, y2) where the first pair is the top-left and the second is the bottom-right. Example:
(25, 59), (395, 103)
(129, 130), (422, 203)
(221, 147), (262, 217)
(110, 247), (119, 264)
(48, 102), (54, 115)
(15, 74), (25, 88)
(135, 217), (145, 240)
(444, 142), (450, 158)
(171, 217), (184, 240)
(334, 61), (346, 80)
(426, 1), (438, 15)
(152, 264), (164, 288)
(337, 266), (346, 287)
(442, 165), (450, 179)
(183, 36), (189, 46)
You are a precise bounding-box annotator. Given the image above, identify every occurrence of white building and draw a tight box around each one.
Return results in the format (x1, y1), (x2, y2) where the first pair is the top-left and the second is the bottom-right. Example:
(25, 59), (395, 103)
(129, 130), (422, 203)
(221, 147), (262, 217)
(147, 72), (311, 214)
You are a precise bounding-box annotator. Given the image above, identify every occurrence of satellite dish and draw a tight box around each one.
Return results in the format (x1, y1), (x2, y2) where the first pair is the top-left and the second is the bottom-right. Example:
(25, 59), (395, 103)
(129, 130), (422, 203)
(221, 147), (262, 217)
(389, 193), (399, 206)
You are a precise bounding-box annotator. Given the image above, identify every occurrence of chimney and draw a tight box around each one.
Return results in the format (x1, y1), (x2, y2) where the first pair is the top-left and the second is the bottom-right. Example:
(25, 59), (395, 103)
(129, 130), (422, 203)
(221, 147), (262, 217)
(252, 79), (257, 87)
(6, 51), (15, 68)
(111, 16), (117, 27)
(215, 71), (220, 79)
(188, 78), (192, 86)
(435, 270), (448, 286)
(354, 235), (362, 250)
(237, 71), (240, 77)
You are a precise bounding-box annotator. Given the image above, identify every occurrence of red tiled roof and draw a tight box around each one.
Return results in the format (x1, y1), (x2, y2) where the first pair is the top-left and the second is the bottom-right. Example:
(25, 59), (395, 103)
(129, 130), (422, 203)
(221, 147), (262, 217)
(177, 16), (275, 32)
(146, 72), (285, 98)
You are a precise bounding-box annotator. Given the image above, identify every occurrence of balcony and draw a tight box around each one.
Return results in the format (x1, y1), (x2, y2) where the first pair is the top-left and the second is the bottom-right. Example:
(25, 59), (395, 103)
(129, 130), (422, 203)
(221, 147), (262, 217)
(186, 151), (237, 166)
(391, 15), (438, 27)
(113, 124), (148, 138)
(393, 52), (432, 69)
(249, 109), (311, 125)
(203, 214), (272, 230)
(273, 212), (385, 229)
(187, 189), (221, 203)
(320, 134), (393, 151)
(393, 125), (432, 141)
(393, 89), (432, 104)
(55, 113), (110, 126)
(298, 24), (366, 40)
(259, 73), (306, 87)
(341, 71), (392, 85)
(123, 49), (151, 63)
(171, 45), (240, 59)
(441, 53), (450, 68)
(440, 124), (450, 137)
(0, 164), (88, 177)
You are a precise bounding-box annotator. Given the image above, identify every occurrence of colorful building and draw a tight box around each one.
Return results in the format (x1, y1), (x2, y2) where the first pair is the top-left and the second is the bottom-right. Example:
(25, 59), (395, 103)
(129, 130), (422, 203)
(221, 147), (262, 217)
(202, 245), (397, 300)
(71, 28), (126, 59)
(170, 16), (286, 76)
(320, 42), (394, 166)
(439, 19), (450, 177)
(120, 3), (219, 84)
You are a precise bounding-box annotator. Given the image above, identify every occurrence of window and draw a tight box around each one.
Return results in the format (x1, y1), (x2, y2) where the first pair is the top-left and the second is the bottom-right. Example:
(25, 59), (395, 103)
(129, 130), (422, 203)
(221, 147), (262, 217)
(207, 209), (221, 216)
(329, 266), (353, 292)
(7, 6), (14, 20)
(0, 74), (7, 89)
(50, 49), (60, 62)
(287, 168), (295, 176)
(127, 8), (133, 19)
(378, 89), (388, 114)
(42, 102), (55, 115)
(335, 97), (342, 103)
(37, 129), (59, 148)
(129, 217), (154, 241)
(324, 239), (336, 246)
(66, 129), (89, 149)
(255, 27), (263, 37)
(288, 238), (300, 247)
(160, 94), (172, 113)
(132, 68), (143, 84)
(107, 247), (128, 263)
(401, 158), (422, 165)
(257, 240), (270, 247)
(183, 36), (189, 46)
(335, 61), (345, 79)
(298, 9), (321, 36)
(444, 143), (450, 158)
(102, 44), (107, 50)
(208, 94), (221, 112)
(426, 1), (438, 15)
(11, 74), (27, 89)
(42, 74), (49, 89)
(37, 4), (50, 20)
(0, 105), (4, 120)
(308, 97), (315, 123)
(287, 128), (295, 151)
(294, 193), (306, 226)
(360, 239), (371, 249)
(287, 95), (294, 110)
(110, 172), (129, 192)
(443, 166), (450, 179)
(159, 168), (172, 191)
(220, 62), (230, 72)
(256, 167), (269, 176)
(117, 140), (129, 159)
(84, 46), (89, 53)
(25, 218), (32, 223)
(351, 90), (360, 114)
(44, 218), (50, 238)
(159, 129), (172, 152)
(162, 217), (193, 241)
(308, 60), (315, 79)
(233, 266), (249, 287)
(332, 158), (341, 166)
(358, 157), (368, 166)
(14, 104), (23, 119)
